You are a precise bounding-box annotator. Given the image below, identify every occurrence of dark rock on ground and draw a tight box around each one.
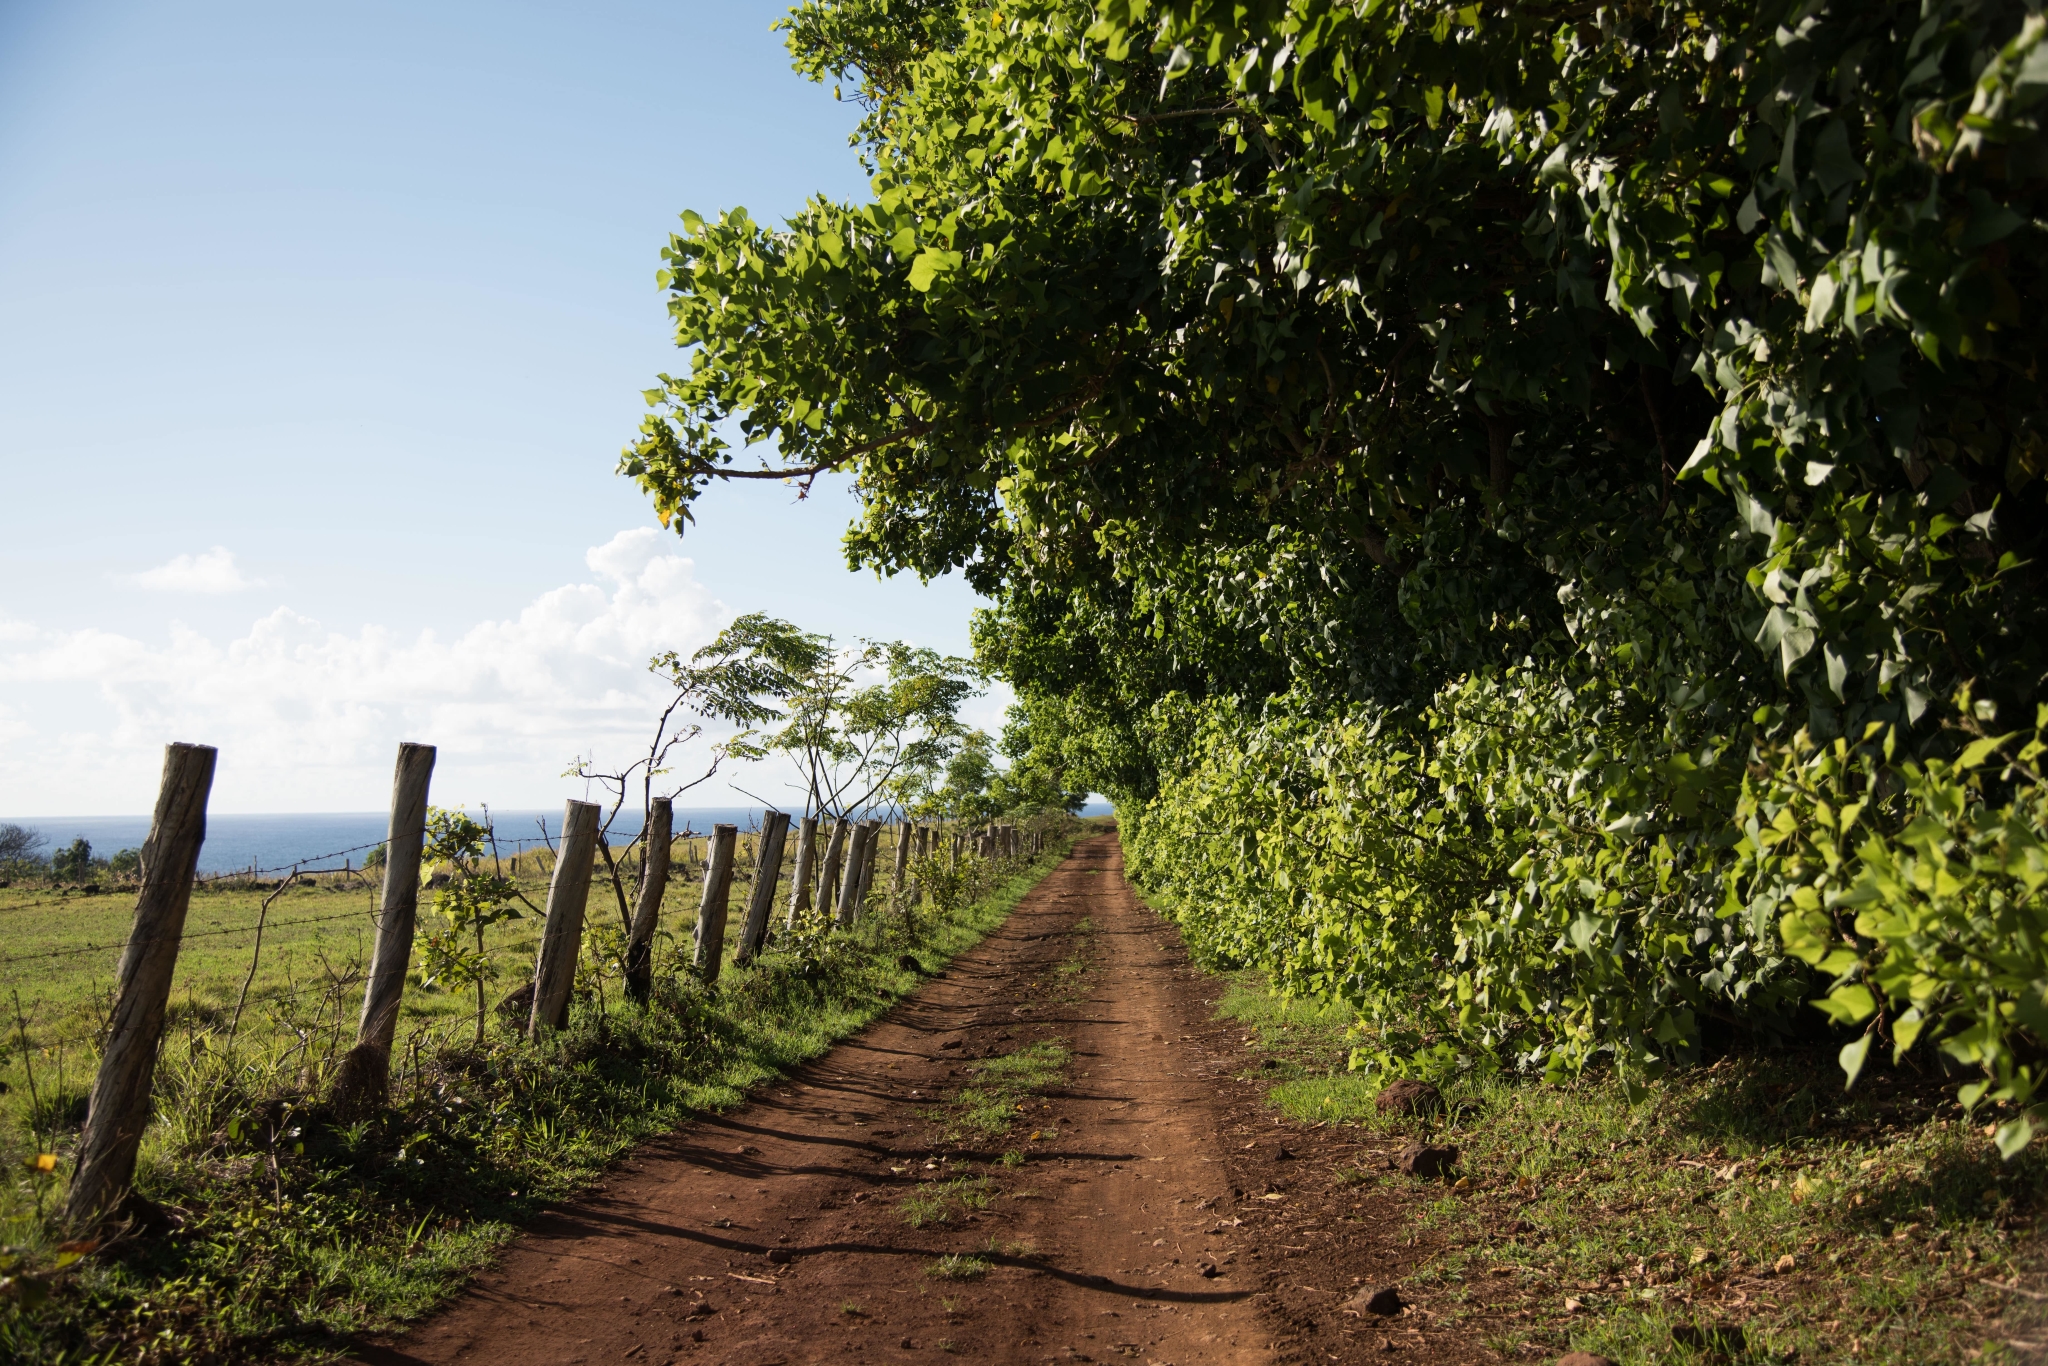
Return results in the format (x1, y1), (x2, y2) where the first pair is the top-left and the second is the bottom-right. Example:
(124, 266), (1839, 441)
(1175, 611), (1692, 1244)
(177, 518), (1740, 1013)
(1397, 1142), (1459, 1179)
(1375, 1078), (1442, 1116)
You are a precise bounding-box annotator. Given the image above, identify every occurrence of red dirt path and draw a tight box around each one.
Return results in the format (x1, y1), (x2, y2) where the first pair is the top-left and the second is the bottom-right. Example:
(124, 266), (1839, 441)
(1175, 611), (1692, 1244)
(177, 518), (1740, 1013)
(354, 835), (1488, 1366)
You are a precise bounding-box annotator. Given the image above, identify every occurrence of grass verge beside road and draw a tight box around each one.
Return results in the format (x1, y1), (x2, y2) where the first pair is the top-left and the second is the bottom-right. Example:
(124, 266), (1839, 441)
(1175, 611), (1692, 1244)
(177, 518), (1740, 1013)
(0, 836), (1079, 1365)
(1207, 970), (2046, 1364)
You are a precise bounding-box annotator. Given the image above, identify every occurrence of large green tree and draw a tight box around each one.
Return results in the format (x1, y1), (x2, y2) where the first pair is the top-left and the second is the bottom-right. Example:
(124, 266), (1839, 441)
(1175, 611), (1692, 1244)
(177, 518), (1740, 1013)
(623, 0), (2048, 1140)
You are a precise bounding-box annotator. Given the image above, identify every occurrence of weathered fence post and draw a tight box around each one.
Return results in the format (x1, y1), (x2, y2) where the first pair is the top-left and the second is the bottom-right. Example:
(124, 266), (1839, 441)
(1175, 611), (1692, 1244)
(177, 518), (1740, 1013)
(890, 820), (911, 914)
(64, 742), (216, 1230)
(819, 816), (850, 921)
(904, 824), (927, 920)
(623, 797), (673, 1004)
(784, 815), (820, 927)
(692, 824), (739, 982)
(529, 800), (600, 1038)
(854, 821), (882, 920)
(735, 810), (791, 963)
(333, 741), (435, 1114)
(833, 822), (871, 927)
(831, 822), (862, 927)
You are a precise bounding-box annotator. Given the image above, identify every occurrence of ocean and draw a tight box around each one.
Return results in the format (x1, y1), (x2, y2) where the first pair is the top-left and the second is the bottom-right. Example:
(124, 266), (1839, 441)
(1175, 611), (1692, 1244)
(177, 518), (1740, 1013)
(0, 802), (1114, 876)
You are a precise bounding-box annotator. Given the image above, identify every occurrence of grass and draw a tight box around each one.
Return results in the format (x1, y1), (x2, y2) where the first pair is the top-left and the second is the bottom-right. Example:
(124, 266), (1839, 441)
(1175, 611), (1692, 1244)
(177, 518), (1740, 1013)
(925, 1254), (991, 1281)
(898, 1176), (995, 1228)
(948, 1041), (1072, 1139)
(0, 834), (789, 1066)
(892, 927), (1092, 1240)
(0, 827), (1085, 1364)
(1207, 970), (2048, 1364)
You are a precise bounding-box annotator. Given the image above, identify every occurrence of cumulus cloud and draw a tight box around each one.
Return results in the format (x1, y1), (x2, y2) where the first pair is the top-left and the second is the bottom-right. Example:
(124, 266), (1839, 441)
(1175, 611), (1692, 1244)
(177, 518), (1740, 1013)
(125, 546), (261, 593)
(1, 530), (733, 811)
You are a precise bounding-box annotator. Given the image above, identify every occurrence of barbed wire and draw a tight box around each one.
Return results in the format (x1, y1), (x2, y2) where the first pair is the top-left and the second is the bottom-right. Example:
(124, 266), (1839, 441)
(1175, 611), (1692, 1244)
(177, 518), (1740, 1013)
(0, 816), (884, 948)
(0, 908), (379, 969)
(191, 840), (390, 885)
(0, 826), (743, 910)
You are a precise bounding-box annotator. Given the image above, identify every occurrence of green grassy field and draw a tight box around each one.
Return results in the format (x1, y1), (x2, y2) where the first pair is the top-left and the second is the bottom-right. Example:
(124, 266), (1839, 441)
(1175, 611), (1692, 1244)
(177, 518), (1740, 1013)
(1212, 970), (2047, 1364)
(0, 823), (1079, 1364)
(0, 832), (814, 1080)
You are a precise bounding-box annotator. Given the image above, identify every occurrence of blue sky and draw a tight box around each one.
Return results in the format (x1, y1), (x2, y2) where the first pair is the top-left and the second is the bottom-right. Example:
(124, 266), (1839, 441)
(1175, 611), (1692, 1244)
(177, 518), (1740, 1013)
(0, 0), (1003, 815)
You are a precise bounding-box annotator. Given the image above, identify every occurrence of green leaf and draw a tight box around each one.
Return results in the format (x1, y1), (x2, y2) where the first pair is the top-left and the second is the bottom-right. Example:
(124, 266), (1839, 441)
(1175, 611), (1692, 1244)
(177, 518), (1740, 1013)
(1838, 1033), (1873, 1089)
(1816, 983), (1877, 1025)
(1812, 118), (1865, 194)
(1996, 1115), (2036, 1159)
(1959, 735), (2005, 769)
(908, 247), (961, 292)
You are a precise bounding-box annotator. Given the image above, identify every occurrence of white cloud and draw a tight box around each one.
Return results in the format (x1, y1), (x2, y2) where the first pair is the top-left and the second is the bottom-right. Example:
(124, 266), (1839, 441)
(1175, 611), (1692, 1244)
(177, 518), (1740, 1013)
(1, 530), (734, 812)
(125, 546), (260, 593)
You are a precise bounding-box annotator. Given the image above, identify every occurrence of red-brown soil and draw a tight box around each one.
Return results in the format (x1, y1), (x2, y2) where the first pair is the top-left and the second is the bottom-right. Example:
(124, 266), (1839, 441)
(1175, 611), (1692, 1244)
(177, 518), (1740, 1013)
(355, 835), (1489, 1366)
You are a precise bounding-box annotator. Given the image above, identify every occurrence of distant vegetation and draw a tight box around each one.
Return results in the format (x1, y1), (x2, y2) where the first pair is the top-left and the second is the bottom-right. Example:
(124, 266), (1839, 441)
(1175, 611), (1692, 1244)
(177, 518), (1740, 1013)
(0, 828), (138, 888)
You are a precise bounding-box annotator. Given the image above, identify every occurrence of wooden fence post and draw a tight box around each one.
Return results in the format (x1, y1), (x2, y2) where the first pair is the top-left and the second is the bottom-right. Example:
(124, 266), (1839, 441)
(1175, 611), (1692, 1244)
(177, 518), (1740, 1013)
(903, 824), (926, 920)
(853, 821), (882, 921)
(623, 796), (673, 1004)
(332, 741), (436, 1113)
(735, 810), (791, 963)
(529, 800), (600, 1038)
(833, 822), (871, 927)
(64, 742), (216, 1230)
(819, 817), (850, 921)
(784, 815), (820, 927)
(692, 824), (738, 982)
(890, 820), (911, 914)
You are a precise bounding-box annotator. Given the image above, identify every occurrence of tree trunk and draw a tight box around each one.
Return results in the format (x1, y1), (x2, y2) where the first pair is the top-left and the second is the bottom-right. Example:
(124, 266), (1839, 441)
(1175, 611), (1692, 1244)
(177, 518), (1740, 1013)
(818, 817), (850, 922)
(64, 742), (216, 1230)
(623, 797), (673, 1004)
(852, 821), (882, 923)
(529, 800), (600, 1038)
(784, 815), (819, 927)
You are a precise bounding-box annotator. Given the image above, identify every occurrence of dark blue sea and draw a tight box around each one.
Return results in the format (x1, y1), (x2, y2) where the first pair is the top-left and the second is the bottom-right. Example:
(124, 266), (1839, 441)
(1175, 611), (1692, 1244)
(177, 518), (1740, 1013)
(1, 802), (1113, 876)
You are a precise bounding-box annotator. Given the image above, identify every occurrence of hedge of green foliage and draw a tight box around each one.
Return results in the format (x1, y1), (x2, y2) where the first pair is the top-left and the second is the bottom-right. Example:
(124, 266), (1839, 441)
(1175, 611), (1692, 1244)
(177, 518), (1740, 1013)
(622, 0), (2048, 1147)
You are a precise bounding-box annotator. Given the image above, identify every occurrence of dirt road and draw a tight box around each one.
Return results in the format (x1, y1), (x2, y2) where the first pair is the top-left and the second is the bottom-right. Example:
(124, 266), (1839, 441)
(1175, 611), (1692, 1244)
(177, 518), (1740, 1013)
(357, 835), (1483, 1366)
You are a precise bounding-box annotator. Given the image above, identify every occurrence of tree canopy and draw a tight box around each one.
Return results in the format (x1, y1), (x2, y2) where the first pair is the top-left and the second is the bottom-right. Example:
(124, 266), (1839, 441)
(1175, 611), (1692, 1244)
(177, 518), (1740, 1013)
(624, 0), (2048, 1146)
